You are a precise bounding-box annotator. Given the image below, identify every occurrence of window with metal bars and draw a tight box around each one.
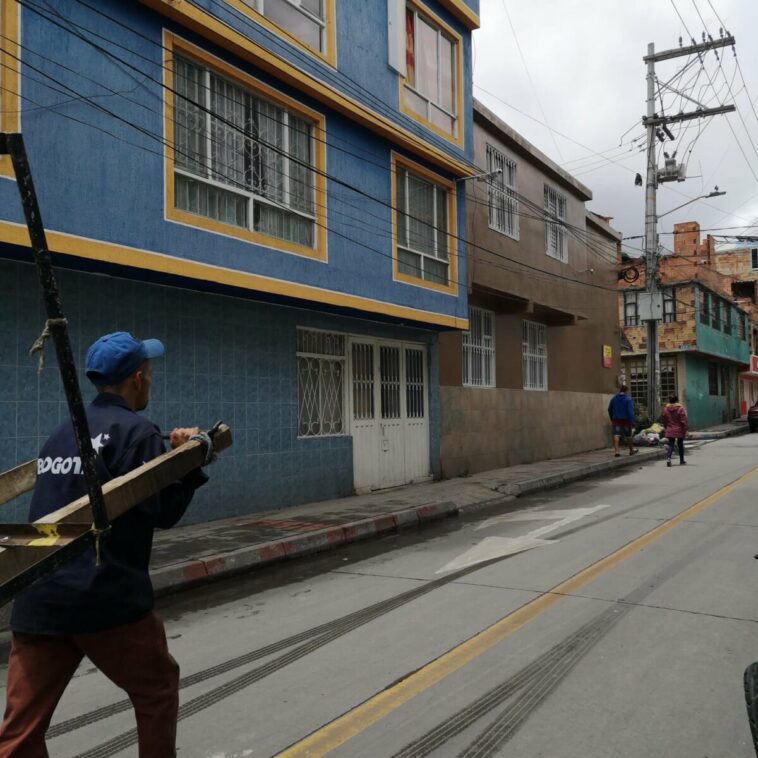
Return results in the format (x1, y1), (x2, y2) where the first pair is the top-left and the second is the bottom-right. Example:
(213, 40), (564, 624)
(522, 320), (547, 391)
(243, 0), (326, 52)
(296, 329), (346, 437)
(463, 307), (495, 387)
(486, 145), (518, 240)
(623, 359), (647, 412)
(544, 185), (567, 262)
(700, 289), (710, 325)
(396, 165), (450, 285)
(660, 357), (677, 403)
(173, 55), (316, 248)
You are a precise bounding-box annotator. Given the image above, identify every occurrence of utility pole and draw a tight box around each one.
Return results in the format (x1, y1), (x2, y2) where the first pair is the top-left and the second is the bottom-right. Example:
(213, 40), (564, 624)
(640, 36), (735, 422)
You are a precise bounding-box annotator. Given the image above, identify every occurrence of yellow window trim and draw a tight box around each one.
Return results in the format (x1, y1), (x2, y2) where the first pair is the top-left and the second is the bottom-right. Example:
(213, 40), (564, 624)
(0, 0), (20, 179)
(139, 0), (473, 177)
(438, 0), (480, 29)
(399, 0), (465, 149)
(391, 151), (458, 296)
(163, 33), (328, 262)
(224, 0), (337, 68)
(0, 220), (469, 329)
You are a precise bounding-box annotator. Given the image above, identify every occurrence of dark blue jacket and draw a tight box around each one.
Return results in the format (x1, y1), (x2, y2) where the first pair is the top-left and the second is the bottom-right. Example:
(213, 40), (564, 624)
(608, 392), (636, 423)
(11, 393), (207, 635)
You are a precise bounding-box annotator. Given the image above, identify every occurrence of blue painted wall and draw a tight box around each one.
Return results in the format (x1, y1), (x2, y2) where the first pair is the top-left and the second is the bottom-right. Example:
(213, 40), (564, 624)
(683, 353), (735, 428)
(0, 0), (471, 325)
(0, 259), (440, 525)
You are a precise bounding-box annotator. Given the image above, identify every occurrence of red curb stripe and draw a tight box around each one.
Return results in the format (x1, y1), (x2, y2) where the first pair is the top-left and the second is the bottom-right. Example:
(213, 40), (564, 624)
(203, 557), (227, 576)
(182, 562), (207, 581)
(372, 515), (397, 533)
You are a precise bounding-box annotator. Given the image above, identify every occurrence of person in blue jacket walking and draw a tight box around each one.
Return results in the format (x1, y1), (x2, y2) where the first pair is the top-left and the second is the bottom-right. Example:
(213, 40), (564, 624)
(608, 384), (638, 457)
(0, 332), (208, 757)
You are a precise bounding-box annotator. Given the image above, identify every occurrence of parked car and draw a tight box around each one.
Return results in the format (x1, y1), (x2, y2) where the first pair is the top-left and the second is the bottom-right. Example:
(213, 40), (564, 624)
(749, 403), (758, 432)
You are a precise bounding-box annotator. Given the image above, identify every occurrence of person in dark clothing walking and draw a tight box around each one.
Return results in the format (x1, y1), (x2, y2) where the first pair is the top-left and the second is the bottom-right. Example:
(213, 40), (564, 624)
(608, 384), (638, 457)
(0, 332), (208, 758)
(662, 394), (688, 466)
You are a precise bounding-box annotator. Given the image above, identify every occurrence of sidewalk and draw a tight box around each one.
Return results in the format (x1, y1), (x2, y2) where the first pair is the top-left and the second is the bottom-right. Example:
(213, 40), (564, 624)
(149, 419), (749, 596)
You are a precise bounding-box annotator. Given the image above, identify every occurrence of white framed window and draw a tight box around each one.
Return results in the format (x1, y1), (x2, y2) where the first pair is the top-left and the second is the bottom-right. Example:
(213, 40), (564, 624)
(486, 145), (519, 240)
(663, 288), (676, 323)
(624, 291), (639, 327)
(396, 165), (450, 285)
(751, 248), (758, 270)
(544, 185), (567, 262)
(243, 0), (326, 52)
(522, 320), (547, 391)
(463, 307), (495, 387)
(173, 55), (316, 247)
(404, 4), (458, 136)
(297, 329), (346, 437)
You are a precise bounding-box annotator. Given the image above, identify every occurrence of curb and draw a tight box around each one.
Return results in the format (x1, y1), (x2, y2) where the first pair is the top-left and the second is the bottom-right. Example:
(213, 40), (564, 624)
(151, 450), (668, 598)
(688, 425), (749, 441)
(152, 502), (459, 597)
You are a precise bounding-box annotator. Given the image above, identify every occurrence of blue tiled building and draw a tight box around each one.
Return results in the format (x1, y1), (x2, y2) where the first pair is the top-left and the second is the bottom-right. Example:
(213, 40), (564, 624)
(0, 0), (476, 522)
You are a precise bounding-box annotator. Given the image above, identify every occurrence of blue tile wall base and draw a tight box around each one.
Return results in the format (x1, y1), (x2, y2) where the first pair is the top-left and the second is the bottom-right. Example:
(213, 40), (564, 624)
(0, 259), (440, 525)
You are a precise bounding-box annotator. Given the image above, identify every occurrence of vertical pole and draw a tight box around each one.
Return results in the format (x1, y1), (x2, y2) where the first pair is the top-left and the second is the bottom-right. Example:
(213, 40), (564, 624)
(644, 43), (661, 422)
(0, 133), (109, 534)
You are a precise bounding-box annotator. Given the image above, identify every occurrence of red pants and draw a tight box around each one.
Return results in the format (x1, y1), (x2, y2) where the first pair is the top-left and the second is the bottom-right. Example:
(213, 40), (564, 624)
(0, 612), (179, 758)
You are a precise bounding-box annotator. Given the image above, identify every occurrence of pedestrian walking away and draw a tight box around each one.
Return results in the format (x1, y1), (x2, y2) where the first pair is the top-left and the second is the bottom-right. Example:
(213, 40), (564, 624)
(608, 384), (638, 457)
(0, 332), (210, 758)
(662, 394), (688, 467)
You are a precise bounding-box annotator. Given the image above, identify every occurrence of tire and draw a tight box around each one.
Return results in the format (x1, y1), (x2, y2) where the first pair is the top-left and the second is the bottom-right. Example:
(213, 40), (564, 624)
(744, 663), (758, 756)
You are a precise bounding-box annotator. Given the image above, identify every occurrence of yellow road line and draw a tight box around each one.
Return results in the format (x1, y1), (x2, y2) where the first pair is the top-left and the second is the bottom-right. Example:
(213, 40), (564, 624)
(279, 464), (758, 757)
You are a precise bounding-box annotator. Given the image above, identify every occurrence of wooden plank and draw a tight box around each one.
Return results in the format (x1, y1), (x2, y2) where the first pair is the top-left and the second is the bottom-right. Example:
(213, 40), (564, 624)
(0, 460), (36, 506)
(0, 424), (232, 589)
(0, 523), (90, 547)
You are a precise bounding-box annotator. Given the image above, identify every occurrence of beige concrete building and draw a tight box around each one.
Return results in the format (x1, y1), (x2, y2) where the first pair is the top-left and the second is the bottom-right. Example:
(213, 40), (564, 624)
(438, 100), (621, 477)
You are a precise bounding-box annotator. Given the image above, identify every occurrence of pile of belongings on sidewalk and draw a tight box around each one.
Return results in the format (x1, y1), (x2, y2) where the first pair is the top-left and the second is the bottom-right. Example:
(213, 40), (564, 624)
(633, 422), (664, 446)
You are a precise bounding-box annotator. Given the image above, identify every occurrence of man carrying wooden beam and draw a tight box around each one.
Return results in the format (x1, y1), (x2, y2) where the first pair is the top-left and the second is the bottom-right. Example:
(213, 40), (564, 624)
(0, 332), (210, 758)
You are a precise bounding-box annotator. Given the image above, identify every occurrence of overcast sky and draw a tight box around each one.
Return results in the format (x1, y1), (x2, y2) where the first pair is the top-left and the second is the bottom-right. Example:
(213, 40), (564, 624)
(472, 0), (758, 256)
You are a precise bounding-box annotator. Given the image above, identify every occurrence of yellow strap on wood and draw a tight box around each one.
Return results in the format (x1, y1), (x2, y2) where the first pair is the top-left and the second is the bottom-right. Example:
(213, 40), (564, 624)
(28, 524), (60, 547)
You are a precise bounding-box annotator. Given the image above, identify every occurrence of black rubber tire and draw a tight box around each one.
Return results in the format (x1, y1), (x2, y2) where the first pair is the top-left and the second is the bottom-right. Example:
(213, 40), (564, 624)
(744, 662), (758, 756)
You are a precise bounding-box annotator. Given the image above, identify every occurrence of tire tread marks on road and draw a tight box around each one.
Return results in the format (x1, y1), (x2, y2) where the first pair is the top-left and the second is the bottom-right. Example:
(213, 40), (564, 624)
(68, 556), (522, 758)
(392, 605), (626, 758)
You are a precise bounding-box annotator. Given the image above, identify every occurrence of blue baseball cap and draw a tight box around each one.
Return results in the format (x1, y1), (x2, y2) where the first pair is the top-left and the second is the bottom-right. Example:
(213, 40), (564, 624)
(85, 332), (165, 386)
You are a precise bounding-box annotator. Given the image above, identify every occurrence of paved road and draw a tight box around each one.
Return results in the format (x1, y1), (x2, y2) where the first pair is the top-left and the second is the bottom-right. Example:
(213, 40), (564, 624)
(6, 435), (758, 757)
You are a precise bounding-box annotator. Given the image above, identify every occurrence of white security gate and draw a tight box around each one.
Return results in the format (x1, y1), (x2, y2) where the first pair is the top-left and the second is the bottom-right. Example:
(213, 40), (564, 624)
(349, 339), (430, 492)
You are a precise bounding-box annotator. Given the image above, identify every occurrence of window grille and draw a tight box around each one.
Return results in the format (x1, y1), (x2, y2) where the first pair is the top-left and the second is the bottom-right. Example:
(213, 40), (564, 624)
(405, 348), (425, 418)
(297, 329), (346, 437)
(396, 166), (450, 285)
(624, 359), (647, 412)
(752, 248), (758, 270)
(463, 307), (495, 387)
(522, 320), (547, 391)
(544, 185), (567, 262)
(660, 357), (677, 403)
(486, 145), (518, 239)
(174, 56), (316, 247)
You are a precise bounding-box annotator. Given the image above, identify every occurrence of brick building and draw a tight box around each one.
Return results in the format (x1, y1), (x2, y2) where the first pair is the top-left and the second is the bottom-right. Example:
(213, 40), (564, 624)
(618, 222), (751, 428)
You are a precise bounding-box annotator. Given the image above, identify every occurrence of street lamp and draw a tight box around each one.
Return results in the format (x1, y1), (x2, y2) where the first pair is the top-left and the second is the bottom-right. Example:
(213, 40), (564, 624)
(658, 189), (726, 219)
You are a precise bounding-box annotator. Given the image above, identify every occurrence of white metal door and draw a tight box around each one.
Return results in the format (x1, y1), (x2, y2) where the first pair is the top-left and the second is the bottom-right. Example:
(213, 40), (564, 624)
(377, 343), (406, 488)
(350, 341), (378, 492)
(403, 345), (430, 482)
(349, 338), (430, 492)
